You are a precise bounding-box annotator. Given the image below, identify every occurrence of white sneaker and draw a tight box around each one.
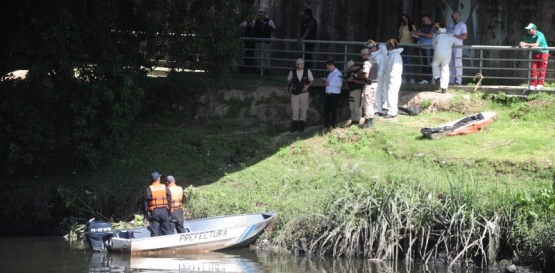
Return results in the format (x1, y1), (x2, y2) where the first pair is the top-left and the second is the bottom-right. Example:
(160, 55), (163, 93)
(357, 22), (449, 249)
(419, 80), (429, 84)
(402, 79), (407, 83)
(529, 85), (536, 90)
(409, 79), (415, 84)
(536, 85), (544, 90)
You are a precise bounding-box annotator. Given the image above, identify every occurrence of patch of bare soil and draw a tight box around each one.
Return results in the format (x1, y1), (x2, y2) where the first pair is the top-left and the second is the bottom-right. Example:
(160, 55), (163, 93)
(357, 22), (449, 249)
(399, 91), (480, 113)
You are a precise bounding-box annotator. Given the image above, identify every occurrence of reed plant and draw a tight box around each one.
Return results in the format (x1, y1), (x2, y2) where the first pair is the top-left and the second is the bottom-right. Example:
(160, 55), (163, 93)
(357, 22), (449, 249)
(273, 167), (518, 269)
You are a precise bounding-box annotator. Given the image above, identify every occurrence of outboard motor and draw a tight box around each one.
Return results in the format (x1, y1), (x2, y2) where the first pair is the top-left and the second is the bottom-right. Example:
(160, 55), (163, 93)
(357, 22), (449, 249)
(85, 220), (114, 251)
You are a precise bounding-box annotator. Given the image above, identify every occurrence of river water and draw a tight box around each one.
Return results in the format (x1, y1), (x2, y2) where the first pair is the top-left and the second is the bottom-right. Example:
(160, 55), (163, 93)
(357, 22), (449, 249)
(0, 236), (493, 273)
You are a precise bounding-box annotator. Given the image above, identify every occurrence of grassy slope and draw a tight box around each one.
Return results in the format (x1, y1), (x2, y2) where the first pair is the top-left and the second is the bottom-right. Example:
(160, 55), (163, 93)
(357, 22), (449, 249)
(47, 75), (554, 238)
(132, 88), (554, 235)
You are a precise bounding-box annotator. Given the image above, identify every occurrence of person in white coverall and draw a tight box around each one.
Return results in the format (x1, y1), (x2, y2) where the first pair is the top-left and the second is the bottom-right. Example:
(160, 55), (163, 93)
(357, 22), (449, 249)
(384, 39), (403, 118)
(432, 23), (457, 93)
(372, 44), (388, 117)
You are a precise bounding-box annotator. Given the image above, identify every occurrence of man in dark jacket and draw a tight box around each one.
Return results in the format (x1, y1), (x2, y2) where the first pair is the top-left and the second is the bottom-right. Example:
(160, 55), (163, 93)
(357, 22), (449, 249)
(253, 8), (276, 76)
(299, 8), (318, 68)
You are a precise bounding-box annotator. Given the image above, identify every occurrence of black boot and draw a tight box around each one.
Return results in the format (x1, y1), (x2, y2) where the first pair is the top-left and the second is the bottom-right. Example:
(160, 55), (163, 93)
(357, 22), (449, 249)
(298, 121), (305, 132)
(360, 118), (373, 128)
(290, 120), (298, 133)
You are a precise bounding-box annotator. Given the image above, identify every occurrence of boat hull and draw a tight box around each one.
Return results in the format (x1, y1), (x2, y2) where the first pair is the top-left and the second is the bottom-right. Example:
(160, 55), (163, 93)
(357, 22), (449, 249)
(103, 211), (276, 254)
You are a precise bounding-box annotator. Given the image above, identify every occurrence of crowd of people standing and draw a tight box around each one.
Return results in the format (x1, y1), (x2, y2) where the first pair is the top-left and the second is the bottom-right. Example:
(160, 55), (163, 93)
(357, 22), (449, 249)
(281, 10), (471, 132)
(239, 7), (549, 131)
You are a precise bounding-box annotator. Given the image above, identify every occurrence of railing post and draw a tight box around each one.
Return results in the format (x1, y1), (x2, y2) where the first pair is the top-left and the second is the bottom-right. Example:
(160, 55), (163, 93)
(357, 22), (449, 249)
(260, 41), (265, 77)
(527, 50), (532, 88)
(479, 48), (483, 75)
(344, 44), (348, 71)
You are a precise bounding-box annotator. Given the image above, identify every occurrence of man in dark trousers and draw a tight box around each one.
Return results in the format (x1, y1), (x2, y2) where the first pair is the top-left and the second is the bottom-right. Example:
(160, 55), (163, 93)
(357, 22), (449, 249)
(165, 175), (187, 233)
(253, 8), (276, 76)
(144, 171), (172, 236)
(322, 60), (343, 131)
(299, 8), (318, 69)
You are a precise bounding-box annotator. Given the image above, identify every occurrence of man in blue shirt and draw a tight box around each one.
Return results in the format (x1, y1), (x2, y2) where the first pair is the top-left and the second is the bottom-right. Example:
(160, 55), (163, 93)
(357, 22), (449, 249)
(411, 15), (436, 84)
(519, 23), (549, 90)
(322, 60), (343, 130)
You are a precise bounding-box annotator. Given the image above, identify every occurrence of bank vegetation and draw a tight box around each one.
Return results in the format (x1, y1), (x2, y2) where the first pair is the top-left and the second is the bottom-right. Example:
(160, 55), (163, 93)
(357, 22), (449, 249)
(4, 73), (555, 272)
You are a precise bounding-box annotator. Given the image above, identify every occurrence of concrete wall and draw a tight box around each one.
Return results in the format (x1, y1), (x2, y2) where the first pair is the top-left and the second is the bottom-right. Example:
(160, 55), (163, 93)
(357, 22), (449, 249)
(252, 0), (555, 83)
(256, 0), (554, 46)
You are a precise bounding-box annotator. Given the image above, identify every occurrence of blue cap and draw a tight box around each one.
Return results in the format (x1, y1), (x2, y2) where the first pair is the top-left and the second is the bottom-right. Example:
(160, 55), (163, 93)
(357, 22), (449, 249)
(166, 176), (175, 183)
(151, 172), (161, 181)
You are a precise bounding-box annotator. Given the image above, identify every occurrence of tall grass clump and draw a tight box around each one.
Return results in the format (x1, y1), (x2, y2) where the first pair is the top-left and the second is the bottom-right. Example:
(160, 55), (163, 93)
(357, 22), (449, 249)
(507, 181), (555, 270)
(275, 170), (506, 268)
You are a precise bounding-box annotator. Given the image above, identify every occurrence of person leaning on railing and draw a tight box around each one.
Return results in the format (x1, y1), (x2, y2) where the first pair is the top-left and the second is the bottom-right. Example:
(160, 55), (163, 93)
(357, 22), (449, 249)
(519, 23), (549, 90)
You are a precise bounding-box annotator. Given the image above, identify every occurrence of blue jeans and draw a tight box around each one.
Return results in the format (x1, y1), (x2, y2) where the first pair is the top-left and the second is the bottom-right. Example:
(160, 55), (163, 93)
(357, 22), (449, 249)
(420, 47), (433, 78)
(401, 48), (414, 80)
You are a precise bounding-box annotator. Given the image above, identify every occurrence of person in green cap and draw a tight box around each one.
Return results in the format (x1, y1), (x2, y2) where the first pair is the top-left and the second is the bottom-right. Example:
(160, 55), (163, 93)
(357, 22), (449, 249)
(519, 23), (549, 90)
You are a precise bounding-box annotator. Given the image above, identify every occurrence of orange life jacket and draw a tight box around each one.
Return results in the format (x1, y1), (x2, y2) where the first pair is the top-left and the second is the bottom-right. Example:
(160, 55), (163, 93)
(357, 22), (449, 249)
(167, 184), (183, 212)
(148, 182), (169, 211)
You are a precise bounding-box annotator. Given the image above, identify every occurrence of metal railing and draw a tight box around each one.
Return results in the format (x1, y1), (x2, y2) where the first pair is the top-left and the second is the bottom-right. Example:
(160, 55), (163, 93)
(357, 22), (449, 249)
(239, 37), (555, 88)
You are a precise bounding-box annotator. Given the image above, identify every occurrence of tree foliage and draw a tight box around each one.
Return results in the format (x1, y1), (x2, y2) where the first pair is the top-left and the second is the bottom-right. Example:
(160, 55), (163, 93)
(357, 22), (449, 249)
(0, 0), (247, 174)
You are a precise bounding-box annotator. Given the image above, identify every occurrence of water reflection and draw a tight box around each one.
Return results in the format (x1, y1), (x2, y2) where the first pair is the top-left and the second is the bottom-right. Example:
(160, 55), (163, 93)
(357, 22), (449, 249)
(87, 250), (264, 272)
(87, 251), (490, 273)
(0, 237), (491, 273)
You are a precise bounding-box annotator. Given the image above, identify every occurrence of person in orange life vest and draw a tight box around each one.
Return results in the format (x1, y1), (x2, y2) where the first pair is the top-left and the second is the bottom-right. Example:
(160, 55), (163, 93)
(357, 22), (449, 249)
(144, 171), (172, 236)
(165, 175), (187, 233)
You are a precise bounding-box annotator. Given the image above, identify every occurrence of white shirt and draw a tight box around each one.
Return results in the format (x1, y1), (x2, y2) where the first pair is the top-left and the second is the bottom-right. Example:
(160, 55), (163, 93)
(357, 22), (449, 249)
(449, 21), (467, 46)
(325, 68), (343, 94)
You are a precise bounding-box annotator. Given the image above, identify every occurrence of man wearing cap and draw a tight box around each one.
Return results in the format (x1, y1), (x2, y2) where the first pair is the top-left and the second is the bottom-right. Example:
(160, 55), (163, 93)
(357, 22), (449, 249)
(253, 8), (277, 76)
(383, 39), (404, 118)
(166, 175), (187, 234)
(322, 60), (343, 130)
(520, 23), (549, 90)
(355, 44), (379, 128)
(144, 171), (172, 236)
(287, 58), (314, 133)
(448, 11), (467, 85)
(432, 22), (457, 93)
(345, 60), (364, 126)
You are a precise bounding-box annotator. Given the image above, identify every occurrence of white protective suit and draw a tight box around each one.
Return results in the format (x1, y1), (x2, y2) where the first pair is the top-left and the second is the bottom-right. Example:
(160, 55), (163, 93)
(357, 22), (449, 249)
(372, 44), (388, 114)
(432, 28), (457, 89)
(384, 48), (403, 116)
